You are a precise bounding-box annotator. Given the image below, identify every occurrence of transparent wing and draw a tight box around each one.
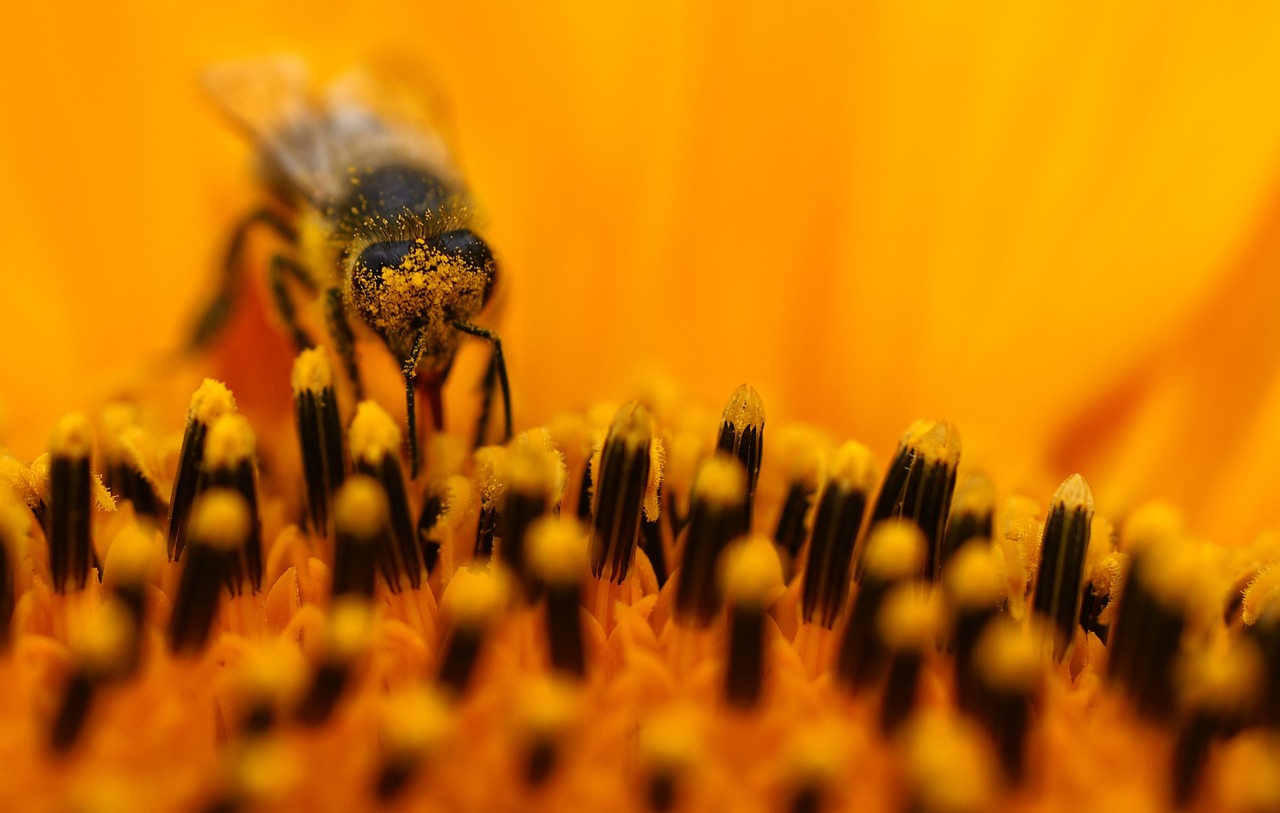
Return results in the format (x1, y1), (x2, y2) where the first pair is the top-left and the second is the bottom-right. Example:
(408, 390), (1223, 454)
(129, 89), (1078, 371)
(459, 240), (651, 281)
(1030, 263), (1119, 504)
(320, 59), (465, 191)
(202, 56), (346, 205)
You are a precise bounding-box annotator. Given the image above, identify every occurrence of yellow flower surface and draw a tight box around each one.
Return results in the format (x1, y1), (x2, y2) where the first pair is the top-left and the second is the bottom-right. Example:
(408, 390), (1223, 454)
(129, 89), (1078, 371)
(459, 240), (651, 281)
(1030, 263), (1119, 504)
(3, 3), (1280, 812)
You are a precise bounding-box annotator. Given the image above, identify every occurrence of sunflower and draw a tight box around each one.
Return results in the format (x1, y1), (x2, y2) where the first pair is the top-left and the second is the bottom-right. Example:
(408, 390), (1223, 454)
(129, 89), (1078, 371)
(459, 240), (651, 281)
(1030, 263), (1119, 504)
(3, 3), (1280, 812)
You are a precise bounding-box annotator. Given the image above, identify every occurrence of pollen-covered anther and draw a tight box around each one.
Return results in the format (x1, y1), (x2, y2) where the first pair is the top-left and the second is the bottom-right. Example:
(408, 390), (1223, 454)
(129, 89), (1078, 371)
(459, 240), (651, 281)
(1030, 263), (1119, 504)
(500, 439), (565, 591)
(971, 617), (1041, 781)
(168, 379), (237, 562)
(167, 488), (249, 655)
(834, 520), (925, 691)
(48, 413), (94, 593)
(99, 404), (164, 520)
(291, 348), (347, 537)
(674, 454), (748, 628)
(1030, 473), (1093, 662)
(715, 384), (765, 525)
(901, 712), (998, 813)
(720, 535), (784, 708)
(296, 596), (373, 726)
(349, 401), (421, 590)
(528, 517), (589, 678)
(514, 676), (582, 786)
(374, 686), (454, 800)
(436, 565), (511, 695)
(471, 445), (509, 562)
(939, 472), (995, 569)
(589, 401), (662, 585)
(860, 418), (961, 583)
(50, 601), (137, 753)
(876, 585), (937, 733)
(770, 425), (829, 577)
(201, 414), (263, 593)
(802, 440), (877, 629)
(331, 475), (389, 598)
(637, 706), (704, 812)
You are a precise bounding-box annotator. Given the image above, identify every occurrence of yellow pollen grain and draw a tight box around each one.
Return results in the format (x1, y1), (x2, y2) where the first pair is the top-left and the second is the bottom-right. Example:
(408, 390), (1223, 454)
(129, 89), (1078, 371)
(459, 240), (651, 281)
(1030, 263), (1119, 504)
(1140, 541), (1217, 614)
(720, 383), (765, 432)
(720, 534), (784, 607)
(944, 542), (1006, 609)
(188, 379), (237, 425)
(204, 414), (256, 468)
(50, 412), (92, 459)
(692, 454), (747, 509)
(230, 740), (299, 803)
(861, 521), (926, 581)
(784, 723), (847, 784)
(441, 565), (510, 625)
(290, 347), (334, 394)
(381, 686), (453, 755)
(973, 619), (1041, 691)
(901, 418), (962, 465)
(333, 476), (389, 540)
(828, 439), (877, 492)
(189, 489), (251, 551)
(349, 400), (401, 463)
(473, 445), (509, 509)
(1052, 473), (1094, 512)
(878, 585), (937, 651)
(528, 517), (588, 585)
(92, 473), (117, 512)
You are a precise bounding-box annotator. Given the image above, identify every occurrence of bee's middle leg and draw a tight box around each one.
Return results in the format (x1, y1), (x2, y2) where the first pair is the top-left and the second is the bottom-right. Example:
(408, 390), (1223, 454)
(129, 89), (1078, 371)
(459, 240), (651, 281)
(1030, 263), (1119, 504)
(268, 255), (319, 352)
(324, 288), (363, 399)
(452, 321), (513, 444)
(190, 208), (296, 349)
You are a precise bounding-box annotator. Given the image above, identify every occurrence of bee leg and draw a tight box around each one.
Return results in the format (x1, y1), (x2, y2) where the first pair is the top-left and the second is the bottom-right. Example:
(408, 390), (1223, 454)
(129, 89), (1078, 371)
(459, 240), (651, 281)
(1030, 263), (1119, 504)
(403, 330), (430, 479)
(190, 208), (296, 349)
(268, 254), (319, 351)
(324, 288), (364, 399)
(452, 322), (513, 443)
(473, 350), (499, 448)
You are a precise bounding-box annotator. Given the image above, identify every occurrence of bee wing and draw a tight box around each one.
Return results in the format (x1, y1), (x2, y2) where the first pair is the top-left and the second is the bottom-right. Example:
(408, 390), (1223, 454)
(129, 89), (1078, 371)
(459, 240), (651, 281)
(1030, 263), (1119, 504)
(321, 59), (465, 190)
(201, 56), (348, 205)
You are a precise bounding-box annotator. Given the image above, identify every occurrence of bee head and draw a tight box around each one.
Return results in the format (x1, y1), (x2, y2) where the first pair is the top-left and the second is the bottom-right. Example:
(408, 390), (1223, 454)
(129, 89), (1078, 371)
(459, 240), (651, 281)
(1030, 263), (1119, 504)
(348, 229), (498, 344)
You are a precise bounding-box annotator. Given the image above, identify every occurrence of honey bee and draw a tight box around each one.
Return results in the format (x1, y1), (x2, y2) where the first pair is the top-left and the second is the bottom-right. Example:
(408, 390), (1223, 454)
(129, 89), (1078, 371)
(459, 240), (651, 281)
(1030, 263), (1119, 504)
(192, 57), (510, 476)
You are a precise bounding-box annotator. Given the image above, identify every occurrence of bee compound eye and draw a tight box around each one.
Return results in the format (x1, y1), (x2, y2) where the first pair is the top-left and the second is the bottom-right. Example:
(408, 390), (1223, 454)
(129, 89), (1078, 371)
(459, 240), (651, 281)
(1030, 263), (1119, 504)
(354, 241), (417, 287)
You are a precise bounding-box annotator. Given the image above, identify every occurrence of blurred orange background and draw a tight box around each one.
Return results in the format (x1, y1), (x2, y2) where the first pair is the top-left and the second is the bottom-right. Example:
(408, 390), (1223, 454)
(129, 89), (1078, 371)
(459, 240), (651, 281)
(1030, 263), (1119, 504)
(4, 2), (1280, 542)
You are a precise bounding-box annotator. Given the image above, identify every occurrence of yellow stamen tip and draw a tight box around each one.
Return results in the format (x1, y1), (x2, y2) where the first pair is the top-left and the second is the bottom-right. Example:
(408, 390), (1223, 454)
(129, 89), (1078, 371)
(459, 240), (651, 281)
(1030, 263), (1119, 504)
(944, 542), (1006, 609)
(693, 454), (747, 508)
(440, 565), (510, 625)
(50, 413), (92, 459)
(902, 419), (962, 464)
(828, 440), (877, 492)
(204, 414), (256, 468)
(333, 475), (389, 540)
(720, 535), (784, 606)
(973, 619), (1041, 691)
(878, 585), (937, 651)
(528, 517), (588, 584)
(188, 378), (237, 424)
(349, 400), (401, 464)
(862, 520), (926, 581)
(1051, 472), (1093, 511)
(290, 347), (334, 394)
(189, 489), (250, 551)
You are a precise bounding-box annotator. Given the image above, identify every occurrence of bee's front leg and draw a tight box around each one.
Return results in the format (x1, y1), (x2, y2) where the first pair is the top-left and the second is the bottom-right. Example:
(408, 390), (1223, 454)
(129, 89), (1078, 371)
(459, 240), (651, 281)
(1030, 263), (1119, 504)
(452, 321), (513, 444)
(190, 208), (295, 349)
